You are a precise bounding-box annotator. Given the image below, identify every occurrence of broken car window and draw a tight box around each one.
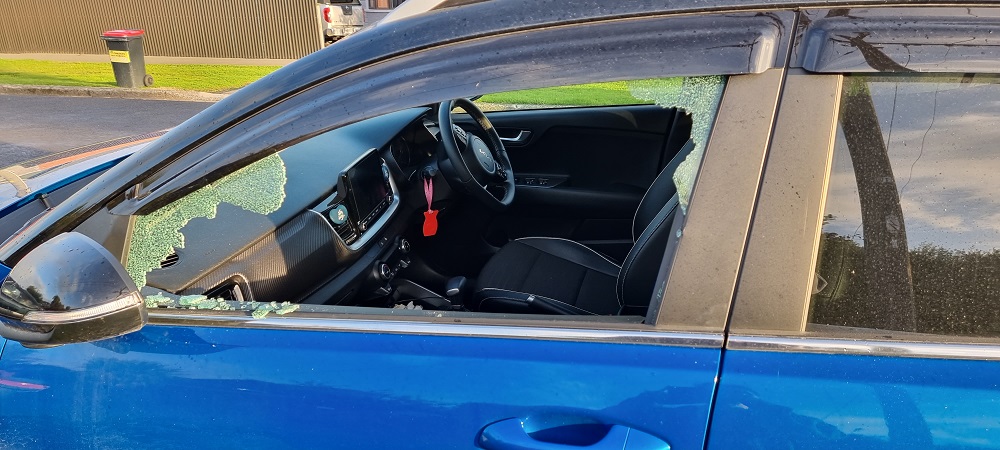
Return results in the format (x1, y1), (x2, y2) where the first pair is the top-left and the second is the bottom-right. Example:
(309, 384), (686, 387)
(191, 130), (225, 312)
(126, 153), (287, 288)
(475, 76), (727, 213)
(627, 76), (726, 214)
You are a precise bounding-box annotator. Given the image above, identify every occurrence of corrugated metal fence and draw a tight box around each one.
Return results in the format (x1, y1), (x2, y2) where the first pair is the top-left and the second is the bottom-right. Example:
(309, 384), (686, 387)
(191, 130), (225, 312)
(0, 0), (322, 59)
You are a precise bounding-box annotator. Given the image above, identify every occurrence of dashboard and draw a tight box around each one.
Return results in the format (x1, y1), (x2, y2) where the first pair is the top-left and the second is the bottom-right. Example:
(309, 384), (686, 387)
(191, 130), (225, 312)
(142, 107), (439, 304)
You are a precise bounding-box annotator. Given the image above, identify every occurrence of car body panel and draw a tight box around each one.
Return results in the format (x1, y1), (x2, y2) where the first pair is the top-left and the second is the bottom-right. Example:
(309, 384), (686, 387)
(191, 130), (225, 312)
(709, 347), (1000, 449)
(0, 137), (152, 246)
(0, 325), (720, 449)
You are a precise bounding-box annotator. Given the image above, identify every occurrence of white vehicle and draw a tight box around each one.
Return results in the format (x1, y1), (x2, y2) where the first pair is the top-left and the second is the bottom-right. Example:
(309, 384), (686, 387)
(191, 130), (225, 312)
(317, 0), (406, 45)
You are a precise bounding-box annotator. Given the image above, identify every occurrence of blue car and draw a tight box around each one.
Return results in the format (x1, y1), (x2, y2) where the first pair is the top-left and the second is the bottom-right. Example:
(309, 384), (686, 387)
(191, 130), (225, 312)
(2, 0), (1000, 448)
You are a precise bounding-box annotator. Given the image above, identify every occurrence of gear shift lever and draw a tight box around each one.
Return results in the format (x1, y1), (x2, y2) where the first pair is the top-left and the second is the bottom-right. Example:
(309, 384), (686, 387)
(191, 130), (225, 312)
(444, 276), (468, 307)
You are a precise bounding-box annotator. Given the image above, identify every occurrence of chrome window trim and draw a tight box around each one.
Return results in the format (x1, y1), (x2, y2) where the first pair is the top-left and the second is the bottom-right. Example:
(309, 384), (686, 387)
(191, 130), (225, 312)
(729, 334), (1000, 361)
(148, 311), (722, 348)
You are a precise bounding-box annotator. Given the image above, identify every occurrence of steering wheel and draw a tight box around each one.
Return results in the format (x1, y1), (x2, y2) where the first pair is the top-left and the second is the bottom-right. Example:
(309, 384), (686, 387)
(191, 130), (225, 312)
(437, 98), (515, 210)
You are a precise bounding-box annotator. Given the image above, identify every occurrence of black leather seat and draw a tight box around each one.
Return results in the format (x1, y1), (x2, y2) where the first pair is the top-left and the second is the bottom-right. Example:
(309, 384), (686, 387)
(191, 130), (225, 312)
(472, 140), (695, 315)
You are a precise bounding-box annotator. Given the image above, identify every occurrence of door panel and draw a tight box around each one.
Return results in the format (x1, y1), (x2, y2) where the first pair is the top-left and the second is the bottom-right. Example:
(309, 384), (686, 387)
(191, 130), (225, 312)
(0, 324), (720, 450)
(709, 348), (1000, 449)
(464, 105), (690, 259)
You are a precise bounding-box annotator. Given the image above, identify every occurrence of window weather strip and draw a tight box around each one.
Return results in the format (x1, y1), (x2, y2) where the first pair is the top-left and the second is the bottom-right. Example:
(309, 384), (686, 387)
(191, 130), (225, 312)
(148, 311), (723, 347)
(728, 334), (1000, 361)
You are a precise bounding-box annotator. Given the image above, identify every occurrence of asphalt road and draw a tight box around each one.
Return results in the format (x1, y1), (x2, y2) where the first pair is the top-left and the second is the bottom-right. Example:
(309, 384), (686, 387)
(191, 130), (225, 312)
(0, 94), (213, 168)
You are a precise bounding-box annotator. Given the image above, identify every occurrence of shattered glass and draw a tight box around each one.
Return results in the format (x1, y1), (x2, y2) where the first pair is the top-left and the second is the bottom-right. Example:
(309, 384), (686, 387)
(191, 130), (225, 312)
(627, 76), (727, 213)
(126, 153), (288, 288)
(143, 292), (300, 317)
(125, 76), (727, 320)
(252, 301), (300, 318)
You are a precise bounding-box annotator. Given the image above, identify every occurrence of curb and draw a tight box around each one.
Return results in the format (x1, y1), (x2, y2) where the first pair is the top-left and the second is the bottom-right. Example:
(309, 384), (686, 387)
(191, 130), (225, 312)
(0, 84), (228, 102)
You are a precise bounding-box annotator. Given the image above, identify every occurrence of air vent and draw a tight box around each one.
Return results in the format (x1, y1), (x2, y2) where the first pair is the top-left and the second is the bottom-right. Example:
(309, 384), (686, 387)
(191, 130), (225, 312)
(205, 276), (250, 302)
(333, 220), (357, 245)
(205, 283), (246, 302)
(160, 252), (179, 268)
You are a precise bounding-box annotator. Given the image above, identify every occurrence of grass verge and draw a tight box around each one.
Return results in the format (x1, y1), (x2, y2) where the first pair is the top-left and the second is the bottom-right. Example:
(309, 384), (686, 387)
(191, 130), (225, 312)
(478, 81), (651, 107)
(0, 58), (280, 92)
(1, 60), (684, 105)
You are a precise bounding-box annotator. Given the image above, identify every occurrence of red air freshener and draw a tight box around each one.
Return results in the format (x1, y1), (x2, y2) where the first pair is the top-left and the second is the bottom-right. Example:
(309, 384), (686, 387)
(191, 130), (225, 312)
(423, 177), (439, 236)
(423, 210), (439, 236)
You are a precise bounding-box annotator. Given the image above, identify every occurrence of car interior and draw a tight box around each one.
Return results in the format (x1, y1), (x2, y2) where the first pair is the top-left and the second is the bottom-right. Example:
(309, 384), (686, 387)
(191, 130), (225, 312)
(127, 80), (704, 320)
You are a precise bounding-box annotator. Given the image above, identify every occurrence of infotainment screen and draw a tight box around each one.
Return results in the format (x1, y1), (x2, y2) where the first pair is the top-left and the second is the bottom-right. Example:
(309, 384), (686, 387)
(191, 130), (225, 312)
(346, 152), (390, 228)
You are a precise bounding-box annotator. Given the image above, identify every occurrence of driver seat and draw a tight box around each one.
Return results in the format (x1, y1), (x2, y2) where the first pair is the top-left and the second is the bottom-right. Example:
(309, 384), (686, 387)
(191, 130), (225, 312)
(472, 140), (695, 315)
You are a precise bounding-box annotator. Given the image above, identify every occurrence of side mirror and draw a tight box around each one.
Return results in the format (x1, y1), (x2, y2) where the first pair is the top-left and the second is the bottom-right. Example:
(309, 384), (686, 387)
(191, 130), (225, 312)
(0, 232), (146, 348)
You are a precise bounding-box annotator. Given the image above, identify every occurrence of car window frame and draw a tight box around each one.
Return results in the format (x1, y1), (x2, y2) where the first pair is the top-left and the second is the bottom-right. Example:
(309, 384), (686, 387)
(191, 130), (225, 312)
(17, 10), (794, 340)
(136, 10), (794, 335)
(730, 5), (1000, 351)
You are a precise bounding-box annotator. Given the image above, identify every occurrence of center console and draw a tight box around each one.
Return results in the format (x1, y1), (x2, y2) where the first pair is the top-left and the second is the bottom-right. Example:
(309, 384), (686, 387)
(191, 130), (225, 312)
(314, 149), (398, 249)
(309, 149), (459, 310)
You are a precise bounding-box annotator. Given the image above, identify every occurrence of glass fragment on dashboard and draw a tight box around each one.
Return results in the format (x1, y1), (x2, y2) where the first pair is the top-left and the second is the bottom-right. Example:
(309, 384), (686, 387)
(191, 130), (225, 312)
(143, 292), (300, 318)
(125, 153), (288, 287)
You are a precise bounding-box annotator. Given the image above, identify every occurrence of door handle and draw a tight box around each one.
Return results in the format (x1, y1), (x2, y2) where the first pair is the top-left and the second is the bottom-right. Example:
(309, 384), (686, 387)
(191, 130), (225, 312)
(499, 130), (532, 145)
(478, 417), (669, 450)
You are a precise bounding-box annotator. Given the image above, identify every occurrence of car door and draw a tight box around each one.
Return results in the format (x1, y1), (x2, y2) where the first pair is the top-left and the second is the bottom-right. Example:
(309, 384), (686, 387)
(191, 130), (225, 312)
(0, 6), (793, 449)
(709, 7), (1000, 449)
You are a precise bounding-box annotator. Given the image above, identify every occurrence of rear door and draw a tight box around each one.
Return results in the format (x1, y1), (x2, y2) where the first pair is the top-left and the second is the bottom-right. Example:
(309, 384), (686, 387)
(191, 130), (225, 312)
(0, 9), (792, 449)
(710, 7), (1000, 449)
